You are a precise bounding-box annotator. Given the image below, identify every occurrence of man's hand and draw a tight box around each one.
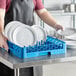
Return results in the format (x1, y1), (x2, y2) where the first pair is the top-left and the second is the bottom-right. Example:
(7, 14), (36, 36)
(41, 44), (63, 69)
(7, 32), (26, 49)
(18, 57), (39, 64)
(36, 9), (63, 31)
(0, 9), (8, 51)
(0, 33), (8, 51)
(54, 24), (63, 31)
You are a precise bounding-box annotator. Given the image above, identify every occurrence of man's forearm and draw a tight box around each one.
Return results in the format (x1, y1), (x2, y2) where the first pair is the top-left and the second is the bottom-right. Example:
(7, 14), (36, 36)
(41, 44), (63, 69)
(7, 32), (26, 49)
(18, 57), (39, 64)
(0, 18), (4, 32)
(0, 9), (5, 33)
(36, 9), (58, 29)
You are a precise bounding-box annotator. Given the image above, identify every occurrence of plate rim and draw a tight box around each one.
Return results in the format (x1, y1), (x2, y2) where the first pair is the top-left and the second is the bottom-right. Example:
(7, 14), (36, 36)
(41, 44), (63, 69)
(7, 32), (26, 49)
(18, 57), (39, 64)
(31, 25), (47, 41)
(13, 25), (37, 47)
(8, 22), (23, 42)
(57, 27), (76, 36)
(4, 21), (23, 38)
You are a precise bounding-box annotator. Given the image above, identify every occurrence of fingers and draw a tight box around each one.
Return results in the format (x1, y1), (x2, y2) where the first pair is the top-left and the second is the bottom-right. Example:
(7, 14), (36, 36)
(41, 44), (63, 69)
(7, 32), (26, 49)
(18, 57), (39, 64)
(56, 25), (63, 31)
(3, 41), (9, 51)
(1, 33), (8, 41)
(4, 36), (8, 41)
(0, 39), (9, 51)
(0, 45), (3, 48)
(60, 26), (63, 31)
(0, 33), (9, 51)
(0, 43), (8, 51)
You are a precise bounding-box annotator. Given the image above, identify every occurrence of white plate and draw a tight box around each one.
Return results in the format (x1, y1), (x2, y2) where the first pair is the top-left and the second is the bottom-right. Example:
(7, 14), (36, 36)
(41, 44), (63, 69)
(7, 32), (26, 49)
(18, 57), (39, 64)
(8, 22), (23, 42)
(31, 25), (47, 42)
(65, 33), (76, 40)
(57, 28), (76, 36)
(13, 25), (37, 47)
(4, 21), (23, 39)
(64, 40), (76, 48)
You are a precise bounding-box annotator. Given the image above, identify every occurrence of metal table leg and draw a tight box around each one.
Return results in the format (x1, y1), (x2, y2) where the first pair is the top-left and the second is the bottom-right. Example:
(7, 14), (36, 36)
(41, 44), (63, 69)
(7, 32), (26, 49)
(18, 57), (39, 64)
(14, 68), (20, 76)
(33, 66), (43, 76)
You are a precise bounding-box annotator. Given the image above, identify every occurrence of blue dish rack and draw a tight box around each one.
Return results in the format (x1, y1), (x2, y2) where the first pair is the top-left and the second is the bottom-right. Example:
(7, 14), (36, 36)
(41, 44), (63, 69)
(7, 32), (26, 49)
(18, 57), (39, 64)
(7, 36), (66, 58)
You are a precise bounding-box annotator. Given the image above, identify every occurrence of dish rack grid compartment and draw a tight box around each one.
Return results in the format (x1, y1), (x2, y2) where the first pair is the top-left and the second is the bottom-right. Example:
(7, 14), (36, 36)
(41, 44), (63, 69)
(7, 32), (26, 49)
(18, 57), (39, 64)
(7, 36), (66, 58)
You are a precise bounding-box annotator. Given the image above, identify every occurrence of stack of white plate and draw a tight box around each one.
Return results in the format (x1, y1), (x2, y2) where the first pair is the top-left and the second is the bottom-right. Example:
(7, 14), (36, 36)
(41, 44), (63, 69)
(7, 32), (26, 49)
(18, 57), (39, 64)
(56, 28), (76, 48)
(31, 25), (47, 42)
(4, 21), (47, 47)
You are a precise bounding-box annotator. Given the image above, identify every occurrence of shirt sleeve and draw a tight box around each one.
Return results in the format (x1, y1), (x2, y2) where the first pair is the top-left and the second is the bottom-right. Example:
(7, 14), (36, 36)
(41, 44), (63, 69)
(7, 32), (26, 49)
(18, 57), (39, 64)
(0, 0), (6, 9)
(35, 0), (44, 10)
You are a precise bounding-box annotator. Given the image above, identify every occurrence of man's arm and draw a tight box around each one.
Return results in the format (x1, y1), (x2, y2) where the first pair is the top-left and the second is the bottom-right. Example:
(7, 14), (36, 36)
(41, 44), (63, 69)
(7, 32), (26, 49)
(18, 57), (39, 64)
(36, 8), (63, 30)
(0, 8), (8, 51)
(0, 8), (5, 32)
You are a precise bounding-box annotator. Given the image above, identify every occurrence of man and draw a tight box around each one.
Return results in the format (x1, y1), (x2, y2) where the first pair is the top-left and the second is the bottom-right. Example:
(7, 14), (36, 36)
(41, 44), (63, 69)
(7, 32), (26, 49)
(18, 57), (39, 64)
(0, 0), (63, 76)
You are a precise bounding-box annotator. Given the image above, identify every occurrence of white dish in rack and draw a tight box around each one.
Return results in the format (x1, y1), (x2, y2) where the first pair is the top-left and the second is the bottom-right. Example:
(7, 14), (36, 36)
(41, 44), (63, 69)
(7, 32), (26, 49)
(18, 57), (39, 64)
(8, 22), (23, 42)
(31, 25), (47, 42)
(13, 25), (37, 47)
(4, 21), (23, 40)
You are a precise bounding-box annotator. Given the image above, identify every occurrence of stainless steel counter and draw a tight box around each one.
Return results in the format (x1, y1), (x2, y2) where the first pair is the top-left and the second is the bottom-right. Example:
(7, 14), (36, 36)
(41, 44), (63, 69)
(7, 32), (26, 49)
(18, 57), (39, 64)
(0, 48), (76, 69)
